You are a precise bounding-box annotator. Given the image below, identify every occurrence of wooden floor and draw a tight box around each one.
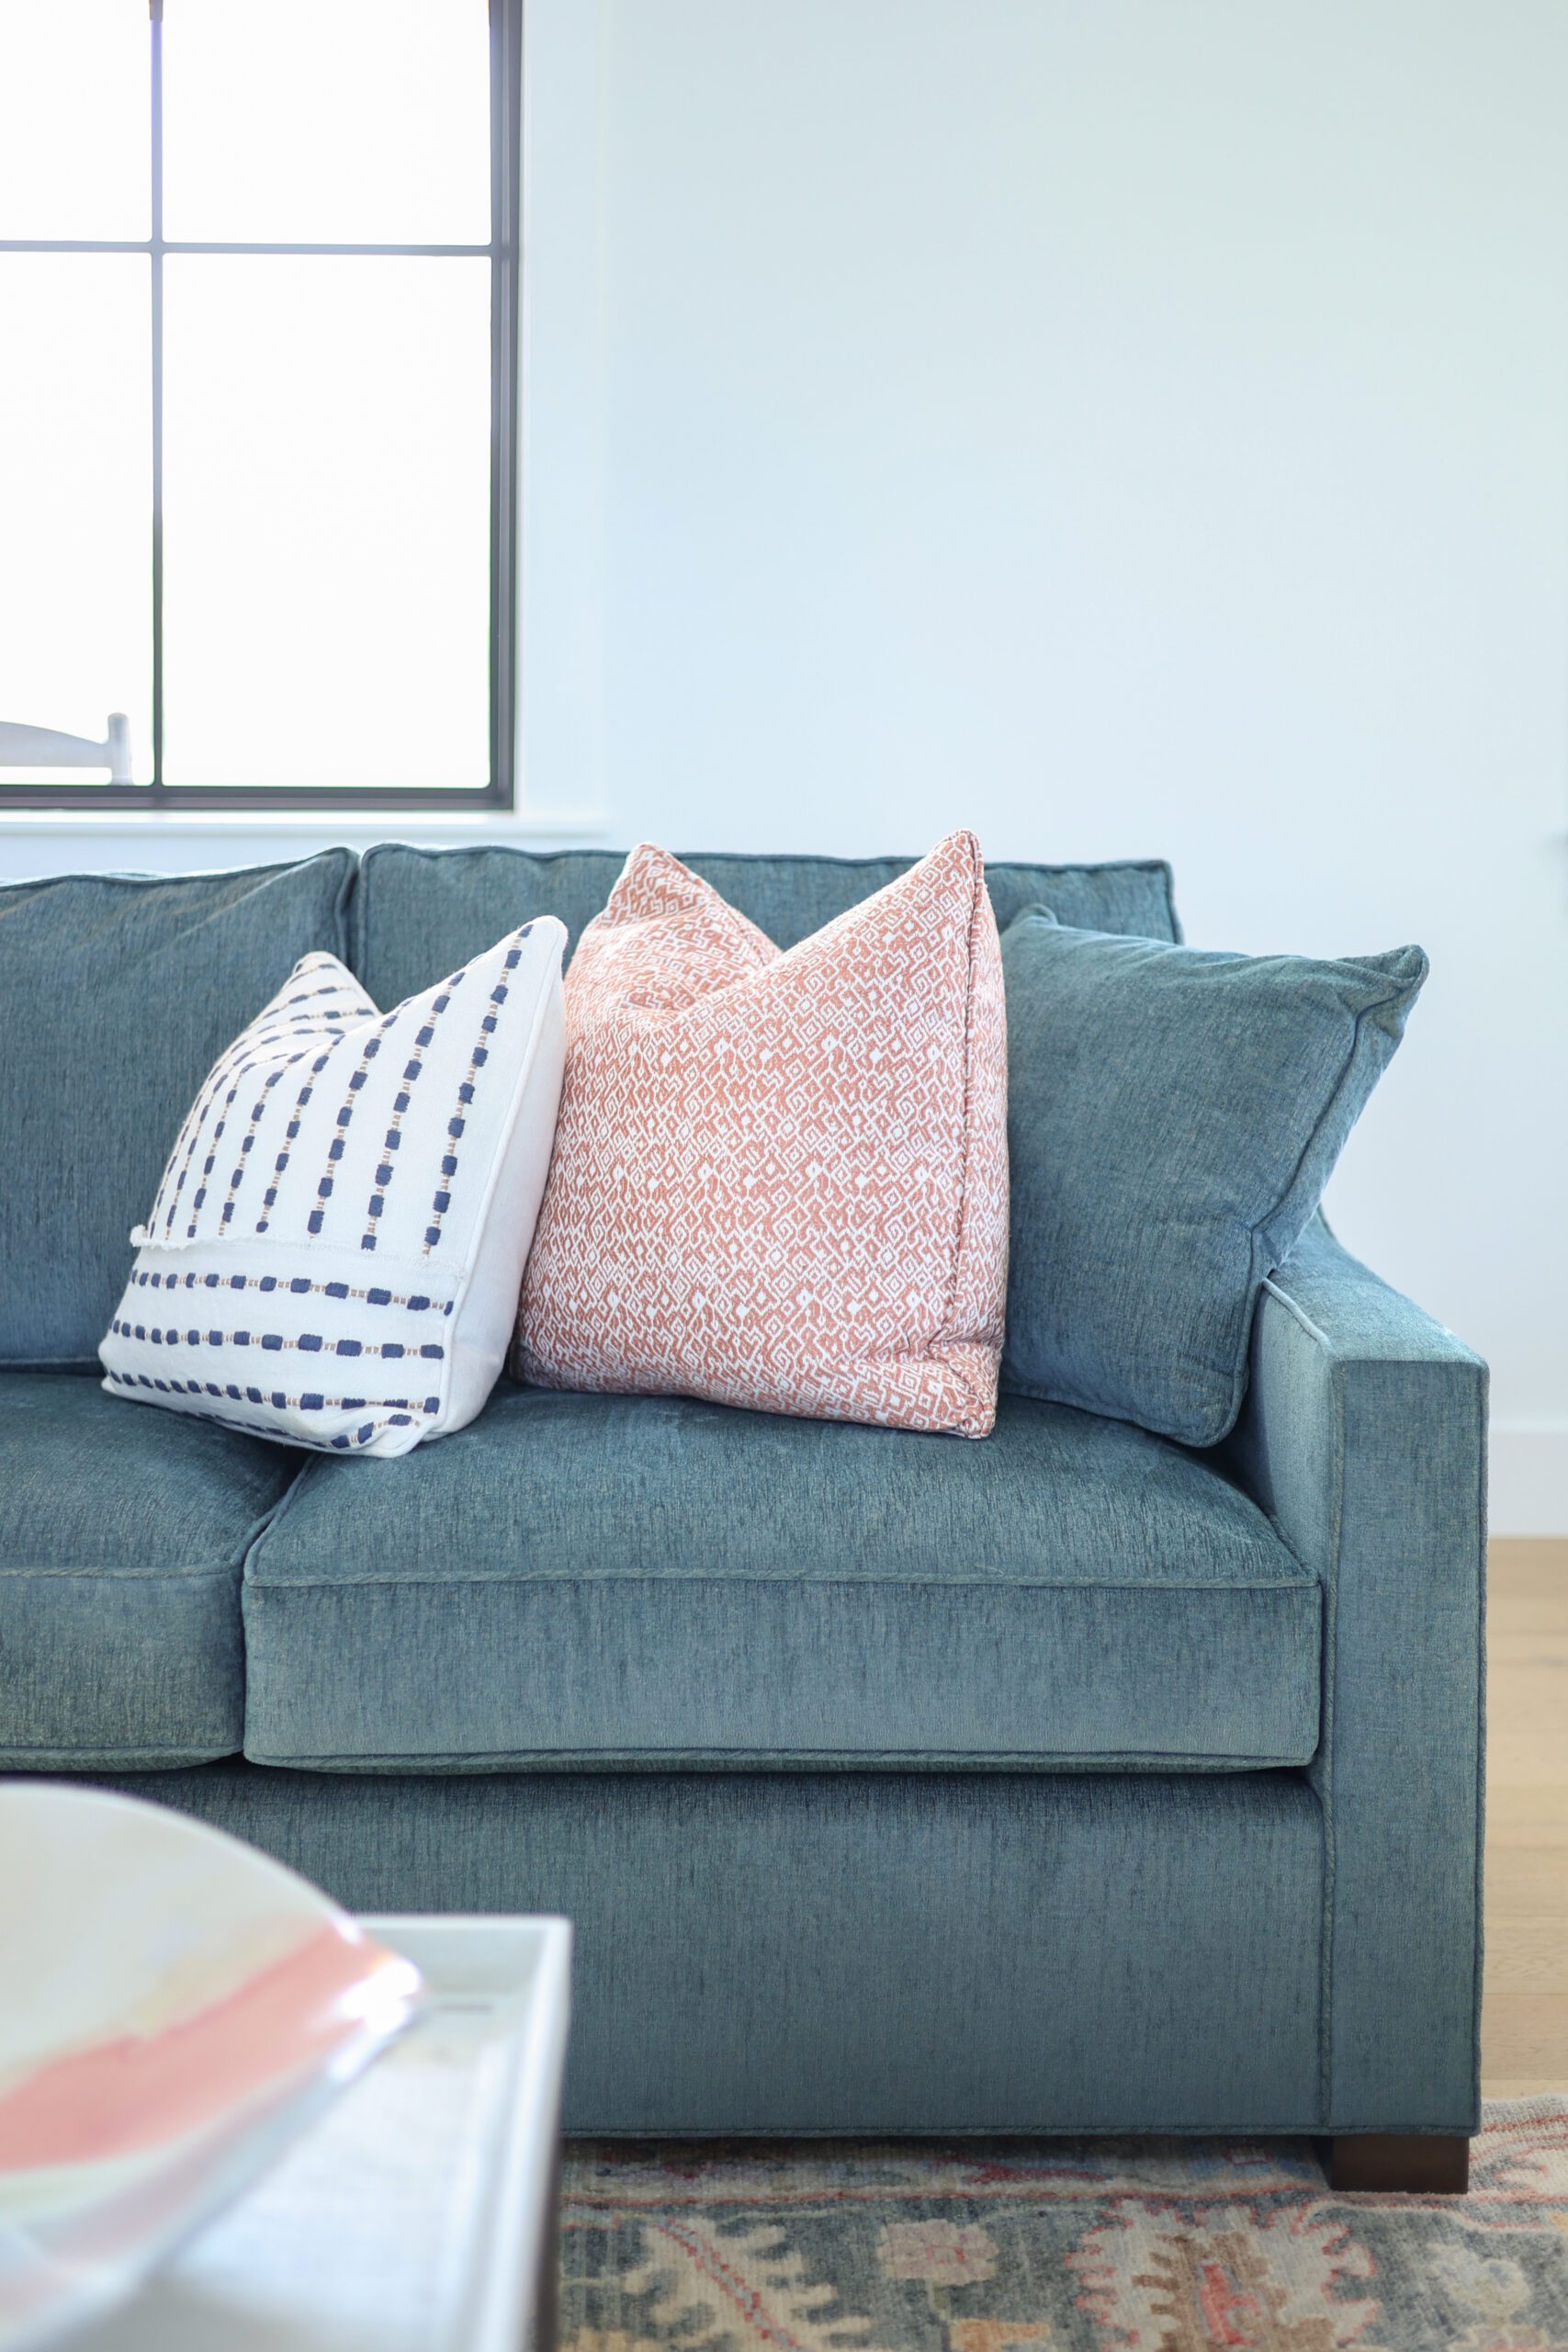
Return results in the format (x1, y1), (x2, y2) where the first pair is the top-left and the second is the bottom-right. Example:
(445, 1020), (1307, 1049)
(1482, 1536), (1568, 2098)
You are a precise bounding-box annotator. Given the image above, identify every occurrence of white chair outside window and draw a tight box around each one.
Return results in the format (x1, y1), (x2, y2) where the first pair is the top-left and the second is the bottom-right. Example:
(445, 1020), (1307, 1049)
(0, 714), (133, 784)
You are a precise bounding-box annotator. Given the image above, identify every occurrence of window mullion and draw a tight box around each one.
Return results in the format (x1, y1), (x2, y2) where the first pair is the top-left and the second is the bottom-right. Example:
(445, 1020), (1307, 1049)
(150, 0), (164, 797)
(0, 0), (519, 810)
(489, 0), (521, 808)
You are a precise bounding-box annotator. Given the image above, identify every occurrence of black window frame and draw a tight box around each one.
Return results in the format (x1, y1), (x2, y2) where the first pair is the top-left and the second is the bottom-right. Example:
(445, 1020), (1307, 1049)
(0, 0), (521, 811)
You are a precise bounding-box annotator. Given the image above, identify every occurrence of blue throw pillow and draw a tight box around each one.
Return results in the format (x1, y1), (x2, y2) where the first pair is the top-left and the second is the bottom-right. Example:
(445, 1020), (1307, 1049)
(999, 912), (1427, 1445)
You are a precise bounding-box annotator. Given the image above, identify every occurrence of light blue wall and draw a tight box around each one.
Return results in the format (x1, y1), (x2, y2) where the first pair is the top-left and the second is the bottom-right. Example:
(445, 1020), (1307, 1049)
(574, 0), (1568, 1522)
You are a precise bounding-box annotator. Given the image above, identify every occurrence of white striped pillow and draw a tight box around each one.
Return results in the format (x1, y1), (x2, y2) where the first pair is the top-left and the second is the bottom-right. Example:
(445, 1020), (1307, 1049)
(100, 922), (566, 1458)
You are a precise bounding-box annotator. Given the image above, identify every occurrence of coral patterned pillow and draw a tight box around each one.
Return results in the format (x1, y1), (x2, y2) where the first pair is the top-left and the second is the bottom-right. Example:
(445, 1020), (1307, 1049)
(515, 831), (1007, 1437)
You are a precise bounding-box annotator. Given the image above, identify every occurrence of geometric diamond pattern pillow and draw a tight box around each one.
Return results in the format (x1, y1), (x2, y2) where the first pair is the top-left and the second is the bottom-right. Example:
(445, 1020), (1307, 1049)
(100, 921), (565, 1457)
(515, 831), (1008, 1437)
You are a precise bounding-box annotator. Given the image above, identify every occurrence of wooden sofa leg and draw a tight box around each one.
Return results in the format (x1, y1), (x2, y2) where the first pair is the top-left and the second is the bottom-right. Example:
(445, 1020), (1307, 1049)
(1320, 2134), (1470, 2193)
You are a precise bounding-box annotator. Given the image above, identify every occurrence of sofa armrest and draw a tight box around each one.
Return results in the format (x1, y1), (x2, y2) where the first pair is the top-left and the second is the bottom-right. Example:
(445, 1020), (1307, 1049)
(1224, 1218), (1487, 2132)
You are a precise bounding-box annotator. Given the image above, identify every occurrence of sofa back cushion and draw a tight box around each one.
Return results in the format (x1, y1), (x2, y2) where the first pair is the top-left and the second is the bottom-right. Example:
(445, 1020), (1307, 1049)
(351, 843), (1179, 1005)
(0, 854), (355, 1367)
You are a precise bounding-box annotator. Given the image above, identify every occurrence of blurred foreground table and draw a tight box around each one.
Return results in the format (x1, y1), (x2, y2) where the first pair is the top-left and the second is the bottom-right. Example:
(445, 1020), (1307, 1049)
(75, 1916), (571, 2352)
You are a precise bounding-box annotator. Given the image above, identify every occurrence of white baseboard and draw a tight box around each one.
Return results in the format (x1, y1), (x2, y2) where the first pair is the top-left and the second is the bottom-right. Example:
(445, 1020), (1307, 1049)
(1490, 1423), (1568, 1537)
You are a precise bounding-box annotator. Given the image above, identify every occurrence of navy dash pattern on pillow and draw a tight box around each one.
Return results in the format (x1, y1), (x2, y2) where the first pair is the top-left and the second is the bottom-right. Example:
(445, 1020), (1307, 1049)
(99, 925), (568, 1457)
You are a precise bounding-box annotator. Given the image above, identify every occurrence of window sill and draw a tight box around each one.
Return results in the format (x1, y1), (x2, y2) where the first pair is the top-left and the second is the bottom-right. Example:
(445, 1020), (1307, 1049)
(0, 805), (608, 845)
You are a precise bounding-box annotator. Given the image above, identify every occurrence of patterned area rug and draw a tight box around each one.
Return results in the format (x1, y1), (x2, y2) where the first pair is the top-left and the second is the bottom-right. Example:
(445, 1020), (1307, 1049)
(561, 2100), (1568, 2352)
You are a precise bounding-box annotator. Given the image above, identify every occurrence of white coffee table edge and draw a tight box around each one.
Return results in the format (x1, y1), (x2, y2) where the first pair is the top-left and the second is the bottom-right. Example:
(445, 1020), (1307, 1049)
(362, 1914), (573, 2352)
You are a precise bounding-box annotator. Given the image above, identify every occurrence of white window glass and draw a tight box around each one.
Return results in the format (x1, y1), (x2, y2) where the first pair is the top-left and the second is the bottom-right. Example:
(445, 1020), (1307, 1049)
(0, 256), (152, 782)
(161, 0), (491, 245)
(0, 0), (148, 241)
(160, 257), (491, 790)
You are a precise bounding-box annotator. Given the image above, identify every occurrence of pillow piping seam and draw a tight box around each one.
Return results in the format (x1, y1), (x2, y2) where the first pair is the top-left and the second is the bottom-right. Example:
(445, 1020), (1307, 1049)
(933, 842), (995, 1423)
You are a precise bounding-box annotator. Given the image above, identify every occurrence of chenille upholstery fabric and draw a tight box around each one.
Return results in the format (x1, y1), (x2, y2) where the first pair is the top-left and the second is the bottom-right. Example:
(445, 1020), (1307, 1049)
(1000, 914), (1428, 1446)
(515, 834), (1009, 1436)
(348, 842), (1181, 1005)
(96, 1762), (1324, 2135)
(1, 846), (1486, 2151)
(0, 1373), (299, 1769)
(0, 853), (355, 1367)
(1224, 1219), (1487, 2134)
(99, 922), (566, 1457)
(238, 1389), (1318, 1770)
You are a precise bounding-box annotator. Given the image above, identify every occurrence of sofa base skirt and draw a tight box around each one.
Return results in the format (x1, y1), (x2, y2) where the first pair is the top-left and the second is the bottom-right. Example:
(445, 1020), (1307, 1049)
(98, 1762), (1325, 2136)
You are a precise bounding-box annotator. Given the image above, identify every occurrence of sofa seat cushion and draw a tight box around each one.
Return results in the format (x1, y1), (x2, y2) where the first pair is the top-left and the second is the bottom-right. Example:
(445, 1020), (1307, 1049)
(242, 1389), (1321, 1770)
(0, 1374), (303, 1770)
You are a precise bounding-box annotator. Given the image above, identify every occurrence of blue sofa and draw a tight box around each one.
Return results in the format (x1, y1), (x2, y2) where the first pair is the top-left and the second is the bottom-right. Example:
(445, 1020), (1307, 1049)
(0, 844), (1486, 2186)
